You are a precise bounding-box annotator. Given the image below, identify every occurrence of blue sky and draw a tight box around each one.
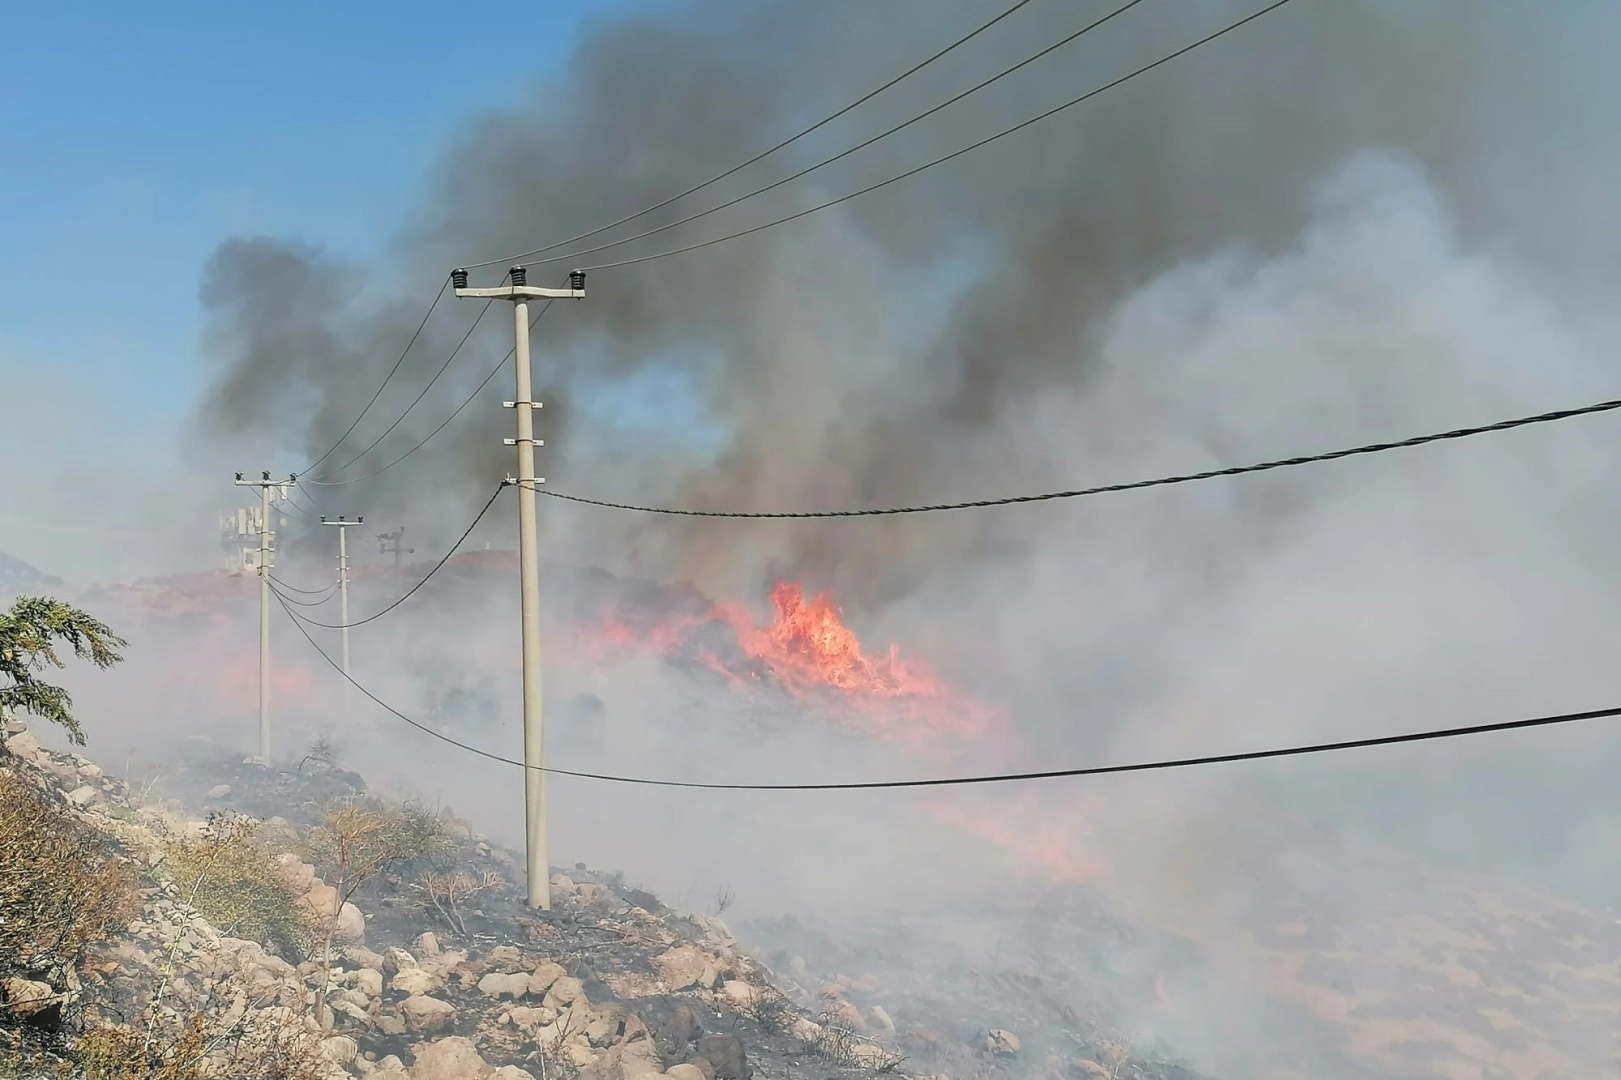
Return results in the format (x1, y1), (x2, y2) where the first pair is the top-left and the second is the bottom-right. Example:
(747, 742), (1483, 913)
(0, 2), (635, 427)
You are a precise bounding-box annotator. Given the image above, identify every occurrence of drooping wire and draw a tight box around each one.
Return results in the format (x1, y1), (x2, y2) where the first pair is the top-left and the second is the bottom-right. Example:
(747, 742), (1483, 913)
(308, 299), (497, 481)
(519, 0), (1152, 271)
(267, 576), (337, 606)
(300, 276), (451, 474)
(270, 483), (507, 629)
(460, 0), (1045, 272)
(300, 300), (555, 487)
(274, 592), (1621, 790)
(573, 0), (1299, 271)
(520, 396), (1621, 518)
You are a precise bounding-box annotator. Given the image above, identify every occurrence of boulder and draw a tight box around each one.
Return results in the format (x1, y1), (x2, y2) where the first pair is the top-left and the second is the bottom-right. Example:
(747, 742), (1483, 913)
(666, 1004), (702, 1045)
(335, 902), (367, 944)
(680, 1059), (715, 1080)
(528, 961), (567, 996)
(478, 972), (531, 1000)
(383, 947), (420, 974)
(206, 784), (232, 800)
(718, 981), (756, 1007)
(985, 1029), (1021, 1056)
(412, 932), (442, 957)
(845, 1045), (897, 1070)
(543, 975), (585, 1009)
(400, 994), (456, 1034)
(66, 785), (99, 807)
(3, 729), (42, 761)
(277, 855), (317, 893)
(1, 977), (56, 1016)
(1070, 1061), (1110, 1079)
(788, 1018), (822, 1044)
(319, 1035), (359, 1066)
(301, 882), (340, 924)
(392, 968), (440, 996)
(665, 1066), (707, 1080)
(351, 968), (384, 997)
(578, 1040), (663, 1080)
(409, 1036), (488, 1080)
(347, 946), (386, 972)
(653, 947), (707, 991)
(490, 1069), (536, 1080)
(695, 1035), (748, 1080)
(485, 945), (524, 970)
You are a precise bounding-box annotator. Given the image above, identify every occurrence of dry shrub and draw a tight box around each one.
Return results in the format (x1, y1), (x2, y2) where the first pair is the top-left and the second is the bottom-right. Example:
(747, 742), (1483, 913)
(0, 768), (137, 974)
(419, 868), (504, 937)
(164, 813), (315, 959)
(78, 1003), (323, 1080)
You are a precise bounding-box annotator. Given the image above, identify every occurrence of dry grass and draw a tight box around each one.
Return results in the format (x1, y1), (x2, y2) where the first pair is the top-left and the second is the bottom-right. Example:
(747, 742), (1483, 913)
(0, 767), (138, 976)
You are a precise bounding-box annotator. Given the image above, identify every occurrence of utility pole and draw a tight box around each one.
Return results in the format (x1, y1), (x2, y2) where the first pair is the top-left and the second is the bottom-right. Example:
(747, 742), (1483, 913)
(378, 527), (413, 596)
(451, 265), (585, 910)
(235, 471), (293, 765)
(320, 515), (364, 722)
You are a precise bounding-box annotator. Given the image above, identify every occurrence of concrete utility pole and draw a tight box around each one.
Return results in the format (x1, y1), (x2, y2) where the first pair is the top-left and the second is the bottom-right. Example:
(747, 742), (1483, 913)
(451, 265), (585, 910)
(320, 515), (364, 721)
(235, 471), (293, 765)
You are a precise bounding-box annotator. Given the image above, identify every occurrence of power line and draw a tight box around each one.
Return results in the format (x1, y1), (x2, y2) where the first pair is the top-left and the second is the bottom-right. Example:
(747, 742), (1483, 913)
(520, 0), (1152, 271)
(573, 0), (1299, 271)
(308, 299), (497, 481)
(267, 576), (337, 606)
(461, 0), (1044, 272)
(265, 575), (336, 597)
(523, 396), (1621, 519)
(275, 594), (1621, 789)
(270, 483), (507, 629)
(301, 301), (555, 488)
(300, 276), (450, 474)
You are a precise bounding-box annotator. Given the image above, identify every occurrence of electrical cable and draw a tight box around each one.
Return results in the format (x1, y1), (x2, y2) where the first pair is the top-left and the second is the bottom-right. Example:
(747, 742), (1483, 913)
(273, 592), (1621, 789)
(573, 0), (1298, 271)
(522, 396), (1621, 519)
(267, 576), (337, 606)
(461, 0), (1044, 272)
(270, 483), (506, 629)
(301, 301), (555, 488)
(264, 576), (336, 597)
(308, 299), (497, 481)
(299, 276), (450, 474)
(519, 0), (1152, 271)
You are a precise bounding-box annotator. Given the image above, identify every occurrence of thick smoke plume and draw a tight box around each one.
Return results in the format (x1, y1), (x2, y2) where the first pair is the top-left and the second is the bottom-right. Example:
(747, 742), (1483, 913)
(165, 2), (1621, 1078)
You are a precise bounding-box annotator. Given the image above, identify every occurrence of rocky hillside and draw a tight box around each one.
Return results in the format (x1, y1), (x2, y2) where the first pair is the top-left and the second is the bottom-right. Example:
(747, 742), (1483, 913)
(0, 723), (1189, 1080)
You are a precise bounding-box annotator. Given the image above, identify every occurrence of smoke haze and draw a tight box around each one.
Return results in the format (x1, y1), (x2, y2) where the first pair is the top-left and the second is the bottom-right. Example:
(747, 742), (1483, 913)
(21, 1), (1621, 1077)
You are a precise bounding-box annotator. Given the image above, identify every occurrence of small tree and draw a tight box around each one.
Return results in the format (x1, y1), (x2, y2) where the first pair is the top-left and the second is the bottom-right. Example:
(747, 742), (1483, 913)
(0, 596), (126, 745)
(304, 799), (449, 1019)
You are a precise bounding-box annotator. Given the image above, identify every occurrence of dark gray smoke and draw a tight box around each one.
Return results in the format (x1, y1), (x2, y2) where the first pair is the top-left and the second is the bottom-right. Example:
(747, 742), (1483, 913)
(185, 3), (1621, 1077)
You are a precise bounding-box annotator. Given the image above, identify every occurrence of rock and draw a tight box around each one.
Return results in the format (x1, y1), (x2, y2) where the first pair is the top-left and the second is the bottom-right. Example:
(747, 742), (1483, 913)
(653, 946), (707, 991)
(319, 1035), (359, 1066)
(301, 882), (339, 924)
(719, 981), (756, 1007)
(695, 1036), (747, 1080)
(549, 874), (577, 895)
(681, 1060), (715, 1080)
(277, 854), (317, 893)
(400, 994), (456, 1034)
(1070, 1061), (1110, 1079)
(377, 1012), (408, 1037)
(478, 972), (532, 1000)
(66, 785), (99, 806)
(544, 975), (586, 1009)
(347, 946), (385, 972)
(349, 967), (384, 997)
(3, 729), (41, 761)
(76, 760), (104, 779)
(528, 961), (567, 996)
(206, 784), (232, 800)
(870, 1005), (896, 1034)
(383, 947), (420, 975)
(666, 1004), (702, 1045)
(846, 1045), (896, 1069)
(2, 977), (55, 1016)
(986, 1029), (1021, 1057)
(334, 901), (366, 943)
(579, 1040), (663, 1080)
(408, 1036), (488, 1080)
(576, 883), (611, 906)
(788, 1018), (822, 1044)
(570, 1044), (602, 1069)
(490, 1069), (536, 1080)
(412, 932), (441, 957)
(507, 1005), (552, 1030)
(391, 968), (440, 996)
(665, 1066), (708, 1080)
(485, 944), (523, 970)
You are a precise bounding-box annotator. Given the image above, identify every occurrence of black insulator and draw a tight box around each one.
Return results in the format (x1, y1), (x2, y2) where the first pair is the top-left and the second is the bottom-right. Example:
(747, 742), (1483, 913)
(569, 269), (586, 292)
(509, 265), (527, 287)
(451, 268), (469, 289)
